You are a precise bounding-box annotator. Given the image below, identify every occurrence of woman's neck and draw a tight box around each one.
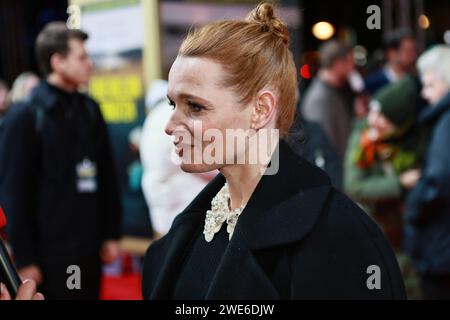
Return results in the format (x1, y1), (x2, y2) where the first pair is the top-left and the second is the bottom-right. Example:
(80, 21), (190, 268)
(220, 130), (279, 210)
(219, 163), (265, 210)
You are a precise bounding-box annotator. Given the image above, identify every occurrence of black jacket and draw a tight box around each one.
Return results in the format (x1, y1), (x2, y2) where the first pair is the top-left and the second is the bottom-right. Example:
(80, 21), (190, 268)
(404, 91), (450, 276)
(142, 140), (405, 299)
(0, 81), (121, 268)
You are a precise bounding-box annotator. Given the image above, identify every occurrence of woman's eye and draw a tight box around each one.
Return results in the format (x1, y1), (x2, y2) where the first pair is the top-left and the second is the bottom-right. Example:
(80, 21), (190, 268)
(188, 101), (205, 112)
(168, 100), (176, 110)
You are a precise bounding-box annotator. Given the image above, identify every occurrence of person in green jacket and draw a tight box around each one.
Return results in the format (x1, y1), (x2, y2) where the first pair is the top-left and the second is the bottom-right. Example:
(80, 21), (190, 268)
(344, 76), (428, 299)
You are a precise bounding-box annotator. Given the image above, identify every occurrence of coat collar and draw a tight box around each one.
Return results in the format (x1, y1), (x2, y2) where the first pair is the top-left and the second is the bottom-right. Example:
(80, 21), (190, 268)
(419, 91), (450, 125)
(172, 139), (332, 250)
(28, 80), (80, 110)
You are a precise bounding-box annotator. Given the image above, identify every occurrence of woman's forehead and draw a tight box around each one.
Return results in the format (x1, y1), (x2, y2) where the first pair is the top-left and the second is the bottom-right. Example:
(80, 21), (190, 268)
(168, 56), (225, 97)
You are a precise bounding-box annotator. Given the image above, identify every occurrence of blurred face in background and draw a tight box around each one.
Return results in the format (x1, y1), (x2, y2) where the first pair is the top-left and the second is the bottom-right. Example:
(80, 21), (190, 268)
(52, 38), (93, 87)
(333, 52), (355, 82)
(391, 38), (417, 72)
(165, 56), (256, 173)
(421, 70), (450, 106)
(368, 103), (396, 138)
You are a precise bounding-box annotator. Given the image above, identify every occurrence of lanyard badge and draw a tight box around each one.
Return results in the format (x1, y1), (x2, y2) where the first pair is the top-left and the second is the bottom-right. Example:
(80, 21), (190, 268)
(76, 158), (98, 193)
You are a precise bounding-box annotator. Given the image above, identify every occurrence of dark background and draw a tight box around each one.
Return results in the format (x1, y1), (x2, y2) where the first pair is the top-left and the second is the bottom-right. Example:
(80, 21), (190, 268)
(1, 0), (449, 85)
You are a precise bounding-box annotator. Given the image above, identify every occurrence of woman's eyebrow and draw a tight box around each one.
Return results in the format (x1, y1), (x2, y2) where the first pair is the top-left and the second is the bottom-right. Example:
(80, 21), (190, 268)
(170, 92), (213, 105)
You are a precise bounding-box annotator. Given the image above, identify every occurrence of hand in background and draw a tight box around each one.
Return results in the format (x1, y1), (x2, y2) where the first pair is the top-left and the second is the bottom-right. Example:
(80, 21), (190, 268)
(18, 264), (43, 285)
(0, 280), (44, 300)
(400, 169), (421, 190)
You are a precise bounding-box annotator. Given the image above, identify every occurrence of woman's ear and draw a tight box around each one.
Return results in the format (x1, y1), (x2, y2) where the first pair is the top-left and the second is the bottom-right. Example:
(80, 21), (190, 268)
(250, 90), (277, 130)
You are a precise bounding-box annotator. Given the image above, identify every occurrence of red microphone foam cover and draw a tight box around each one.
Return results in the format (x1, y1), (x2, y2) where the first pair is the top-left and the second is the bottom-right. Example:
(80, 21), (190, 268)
(0, 206), (6, 229)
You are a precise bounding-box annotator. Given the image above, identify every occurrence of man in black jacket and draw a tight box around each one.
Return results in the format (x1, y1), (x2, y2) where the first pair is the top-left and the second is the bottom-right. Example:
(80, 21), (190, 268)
(0, 22), (121, 299)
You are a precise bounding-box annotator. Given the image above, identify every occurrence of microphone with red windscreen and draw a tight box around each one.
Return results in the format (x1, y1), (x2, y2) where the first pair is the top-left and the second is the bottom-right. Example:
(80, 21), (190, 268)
(0, 206), (22, 298)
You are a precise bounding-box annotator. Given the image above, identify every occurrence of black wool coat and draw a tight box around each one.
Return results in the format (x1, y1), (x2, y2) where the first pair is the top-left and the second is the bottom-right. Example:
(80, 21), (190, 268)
(142, 140), (406, 299)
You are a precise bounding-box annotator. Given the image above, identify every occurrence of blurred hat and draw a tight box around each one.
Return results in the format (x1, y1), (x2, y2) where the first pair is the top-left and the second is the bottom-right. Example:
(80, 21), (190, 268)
(370, 76), (418, 127)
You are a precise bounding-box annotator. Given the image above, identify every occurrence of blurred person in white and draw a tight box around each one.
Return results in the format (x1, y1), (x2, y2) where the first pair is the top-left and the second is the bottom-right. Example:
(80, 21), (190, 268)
(9, 72), (40, 104)
(140, 79), (214, 238)
(404, 45), (450, 299)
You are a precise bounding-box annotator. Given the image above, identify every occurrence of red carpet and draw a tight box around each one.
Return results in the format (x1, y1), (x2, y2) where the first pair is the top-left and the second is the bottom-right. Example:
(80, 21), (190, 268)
(100, 273), (142, 300)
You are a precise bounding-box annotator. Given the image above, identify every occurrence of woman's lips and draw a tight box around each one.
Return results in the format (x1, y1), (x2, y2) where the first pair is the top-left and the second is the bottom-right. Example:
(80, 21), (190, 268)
(174, 144), (193, 156)
(174, 145), (183, 156)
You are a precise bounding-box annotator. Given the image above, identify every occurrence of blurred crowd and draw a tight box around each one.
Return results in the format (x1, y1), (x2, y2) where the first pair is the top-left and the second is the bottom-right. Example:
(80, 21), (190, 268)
(297, 30), (450, 300)
(0, 21), (450, 300)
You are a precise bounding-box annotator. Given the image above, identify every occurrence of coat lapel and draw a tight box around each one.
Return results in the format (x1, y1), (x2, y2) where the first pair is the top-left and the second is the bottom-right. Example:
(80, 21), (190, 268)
(206, 140), (332, 298)
(205, 227), (282, 299)
(233, 140), (332, 250)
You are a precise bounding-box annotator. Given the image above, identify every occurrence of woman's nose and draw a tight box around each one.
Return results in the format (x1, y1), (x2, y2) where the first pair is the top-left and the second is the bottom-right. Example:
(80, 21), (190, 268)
(165, 120), (174, 137)
(165, 111), (178, 137)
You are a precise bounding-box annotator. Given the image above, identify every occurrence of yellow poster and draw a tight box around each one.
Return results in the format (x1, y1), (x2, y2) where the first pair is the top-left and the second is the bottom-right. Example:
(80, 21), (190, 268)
(89, 75), (142, 123)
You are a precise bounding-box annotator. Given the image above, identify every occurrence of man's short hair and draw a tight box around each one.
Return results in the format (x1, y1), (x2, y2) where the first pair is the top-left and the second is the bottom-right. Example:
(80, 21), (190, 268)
(35, 22), (89, 76)
(382, 28), (414, 51)
(319, 40), (352, 69)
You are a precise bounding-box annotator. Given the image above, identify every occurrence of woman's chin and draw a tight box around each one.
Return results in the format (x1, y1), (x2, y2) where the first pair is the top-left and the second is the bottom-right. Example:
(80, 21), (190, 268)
(180, 162), (219, 173)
